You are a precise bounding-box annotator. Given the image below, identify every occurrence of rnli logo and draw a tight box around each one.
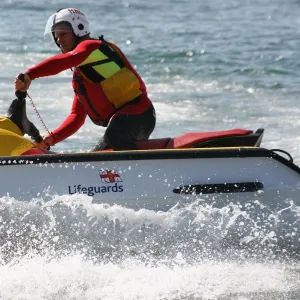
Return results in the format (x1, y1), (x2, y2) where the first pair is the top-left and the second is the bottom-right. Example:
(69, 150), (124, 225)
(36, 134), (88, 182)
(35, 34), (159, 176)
(99, 170), (122, 183)
(68, 170), (124, 196)
(68, 9), (84, 15)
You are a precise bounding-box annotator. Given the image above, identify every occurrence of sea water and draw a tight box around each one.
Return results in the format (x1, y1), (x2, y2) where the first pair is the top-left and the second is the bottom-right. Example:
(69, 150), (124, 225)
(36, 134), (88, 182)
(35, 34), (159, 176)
(0, 0), (300, 299)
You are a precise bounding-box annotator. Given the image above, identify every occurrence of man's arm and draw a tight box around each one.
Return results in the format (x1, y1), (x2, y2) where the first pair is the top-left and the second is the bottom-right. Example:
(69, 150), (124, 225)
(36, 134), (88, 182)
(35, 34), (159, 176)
(50, 94), (87, 145)
(26, 41), (101, 80)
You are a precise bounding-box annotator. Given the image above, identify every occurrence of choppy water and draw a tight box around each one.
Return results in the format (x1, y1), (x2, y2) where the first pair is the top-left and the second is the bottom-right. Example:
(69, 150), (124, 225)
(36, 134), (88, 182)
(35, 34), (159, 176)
(1, 196), (300, 300)
(1, 0), (300, 299)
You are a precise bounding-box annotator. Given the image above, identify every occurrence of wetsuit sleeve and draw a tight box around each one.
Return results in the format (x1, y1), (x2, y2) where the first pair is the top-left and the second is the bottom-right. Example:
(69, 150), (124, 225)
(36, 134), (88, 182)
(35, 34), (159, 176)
(26, 41), (101, 80)
(51, 94), (87, 144)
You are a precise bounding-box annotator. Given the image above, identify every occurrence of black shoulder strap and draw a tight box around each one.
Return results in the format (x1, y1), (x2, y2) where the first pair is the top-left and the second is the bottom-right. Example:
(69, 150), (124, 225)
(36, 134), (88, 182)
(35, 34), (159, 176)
(99, 35), (105, 42)
(98, 37), (125, 68)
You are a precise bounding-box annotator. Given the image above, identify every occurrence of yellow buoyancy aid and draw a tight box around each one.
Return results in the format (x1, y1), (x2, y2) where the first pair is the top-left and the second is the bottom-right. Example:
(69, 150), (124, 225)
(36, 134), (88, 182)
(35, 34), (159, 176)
(0, 117), (34, 156)
(77, 41), (142, 109)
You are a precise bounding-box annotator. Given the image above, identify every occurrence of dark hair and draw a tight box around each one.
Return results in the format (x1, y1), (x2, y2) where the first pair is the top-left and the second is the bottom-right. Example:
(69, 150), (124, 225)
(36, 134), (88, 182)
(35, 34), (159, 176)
(51, 21), (73, 33)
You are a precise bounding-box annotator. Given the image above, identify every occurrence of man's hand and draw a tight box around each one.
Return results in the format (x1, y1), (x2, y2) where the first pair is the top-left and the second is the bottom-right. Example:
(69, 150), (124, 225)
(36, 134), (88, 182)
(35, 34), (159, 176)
(15, 73), (31, 92)
(35, 134), (54, 149)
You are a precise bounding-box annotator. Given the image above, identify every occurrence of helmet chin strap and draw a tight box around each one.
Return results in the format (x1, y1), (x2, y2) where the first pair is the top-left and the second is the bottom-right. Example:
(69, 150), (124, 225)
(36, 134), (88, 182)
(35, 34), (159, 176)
(71, 36), (81, 51)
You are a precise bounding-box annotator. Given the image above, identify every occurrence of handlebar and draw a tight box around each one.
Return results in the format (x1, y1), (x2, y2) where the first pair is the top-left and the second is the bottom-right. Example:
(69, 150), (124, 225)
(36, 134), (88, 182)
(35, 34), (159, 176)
(13, 73), (45, 145)
(15, 73), (27, 99)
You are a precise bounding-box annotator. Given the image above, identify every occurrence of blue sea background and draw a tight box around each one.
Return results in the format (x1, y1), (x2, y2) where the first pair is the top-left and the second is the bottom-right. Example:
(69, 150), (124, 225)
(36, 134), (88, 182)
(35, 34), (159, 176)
(0, 0), (300, 299)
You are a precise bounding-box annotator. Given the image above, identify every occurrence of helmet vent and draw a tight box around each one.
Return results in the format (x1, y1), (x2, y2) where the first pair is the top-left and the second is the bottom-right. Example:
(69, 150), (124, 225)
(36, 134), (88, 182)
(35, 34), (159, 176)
(78, 24), (84, 30)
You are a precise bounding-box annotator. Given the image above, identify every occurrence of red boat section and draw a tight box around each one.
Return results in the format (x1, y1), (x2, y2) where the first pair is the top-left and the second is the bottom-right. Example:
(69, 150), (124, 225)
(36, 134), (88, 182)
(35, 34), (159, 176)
(21, 148), (56, 155)
(136, 129), (253, 150)
(20, 128), (253, 155)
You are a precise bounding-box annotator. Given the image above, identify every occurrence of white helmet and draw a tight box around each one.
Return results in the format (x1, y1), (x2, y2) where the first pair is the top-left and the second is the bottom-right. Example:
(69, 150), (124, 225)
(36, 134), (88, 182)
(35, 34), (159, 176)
(44, 8), (91, 43)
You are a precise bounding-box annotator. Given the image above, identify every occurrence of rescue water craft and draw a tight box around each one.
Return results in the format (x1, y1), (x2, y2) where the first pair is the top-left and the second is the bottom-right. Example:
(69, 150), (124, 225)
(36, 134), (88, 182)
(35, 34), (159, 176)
(1, 123), (300, 211)
(1, 86), (300, 211)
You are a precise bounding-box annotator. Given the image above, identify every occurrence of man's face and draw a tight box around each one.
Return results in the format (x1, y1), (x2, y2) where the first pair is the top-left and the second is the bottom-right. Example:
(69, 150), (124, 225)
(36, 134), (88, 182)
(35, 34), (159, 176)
(53, 23), (77, 53)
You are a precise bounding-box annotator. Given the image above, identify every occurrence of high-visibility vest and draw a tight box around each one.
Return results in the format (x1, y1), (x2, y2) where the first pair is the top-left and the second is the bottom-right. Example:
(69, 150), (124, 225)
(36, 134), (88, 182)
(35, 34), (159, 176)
(77, 41), (142, 109)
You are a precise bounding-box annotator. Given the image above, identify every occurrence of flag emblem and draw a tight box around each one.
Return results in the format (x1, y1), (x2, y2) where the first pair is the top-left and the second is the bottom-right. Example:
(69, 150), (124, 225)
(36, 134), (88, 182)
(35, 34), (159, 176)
(99, 170), (122, 183)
